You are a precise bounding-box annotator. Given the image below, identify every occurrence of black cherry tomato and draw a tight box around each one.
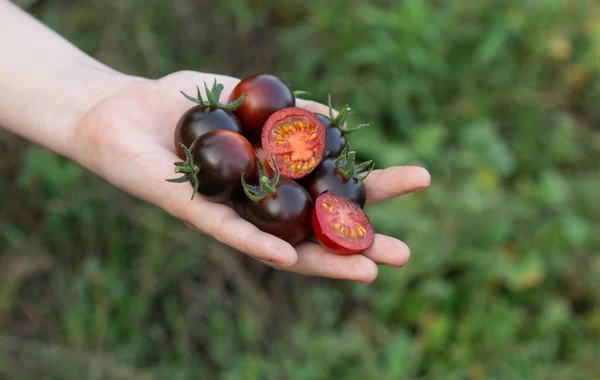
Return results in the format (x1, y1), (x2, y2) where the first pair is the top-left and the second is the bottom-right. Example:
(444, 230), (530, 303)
(174, 80), (246, 159)
(167, 130), (257, 203)
(229, 74), (297, 140)
(298, 145), (374, 208)
(239, 157), (313, 245)
(174, 106), (242, 159)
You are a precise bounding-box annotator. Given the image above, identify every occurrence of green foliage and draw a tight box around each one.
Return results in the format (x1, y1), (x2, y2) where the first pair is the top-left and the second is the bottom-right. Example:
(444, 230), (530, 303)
(2, 0), (600, 379)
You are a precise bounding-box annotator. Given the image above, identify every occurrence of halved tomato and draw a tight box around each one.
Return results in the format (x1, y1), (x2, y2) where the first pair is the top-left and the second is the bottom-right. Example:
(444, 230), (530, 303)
(261, 107), (326, 179)
(312, 192), (374, 254)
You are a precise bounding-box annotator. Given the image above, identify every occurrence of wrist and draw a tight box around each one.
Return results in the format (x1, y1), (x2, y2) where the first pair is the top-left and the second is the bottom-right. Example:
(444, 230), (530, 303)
(0, 0), (144, 160)
(52, 66), (144, 159)
(0, 62), (142, 160)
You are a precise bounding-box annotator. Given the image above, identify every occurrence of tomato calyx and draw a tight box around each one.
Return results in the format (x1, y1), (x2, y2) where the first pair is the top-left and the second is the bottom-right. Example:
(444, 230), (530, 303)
(181, 79), (246, 112)
(241, 154), (281, 201)
(166, 143), (202, 200)
(326, 95), (369, 134)
(334, 144), (375, 181)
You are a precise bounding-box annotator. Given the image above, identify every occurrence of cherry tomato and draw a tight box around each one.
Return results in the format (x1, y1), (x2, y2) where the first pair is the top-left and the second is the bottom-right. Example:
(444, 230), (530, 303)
(239, 157), (313, 245)
(174, 106), (242, 159)
(312, 192), (374, 254)
(261, 107), (326, 179)
(298, 145), (374, 208)
(167, 130), (258, 203)
(229, 74), (296, 140)
(174, 80), (246, 159)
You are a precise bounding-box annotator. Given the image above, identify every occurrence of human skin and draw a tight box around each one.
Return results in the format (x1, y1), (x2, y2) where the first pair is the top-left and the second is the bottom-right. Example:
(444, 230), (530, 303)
(0, 0), (431, 284)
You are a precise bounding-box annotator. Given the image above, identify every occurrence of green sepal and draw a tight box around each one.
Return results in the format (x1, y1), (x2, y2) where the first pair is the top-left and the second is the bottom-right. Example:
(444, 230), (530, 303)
(293, 90), (310, 99)
(241, 154), (280, 202)
(165, 143), (201, 200)
(180, 80), (245, 111)
(334, 144), (375, 181)
(327, 94), (370, 134)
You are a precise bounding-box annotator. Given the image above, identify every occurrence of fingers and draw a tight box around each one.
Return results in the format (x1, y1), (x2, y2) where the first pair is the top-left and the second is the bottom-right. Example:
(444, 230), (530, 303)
(138, 151), (298, 267)
(295, 98), (332, 117)
(297, 99), (432, 206)
(361, 234), (410, 267)
(289, 241), (379, 284)
(190, 205), (298, 267)
(170, 197), (298, 267)
(364, 166), (431, 206)
(263, 234), (411, 283)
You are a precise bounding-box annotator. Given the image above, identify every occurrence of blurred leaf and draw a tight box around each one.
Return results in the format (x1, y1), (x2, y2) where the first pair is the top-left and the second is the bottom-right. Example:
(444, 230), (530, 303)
(537, 170), (570, 206)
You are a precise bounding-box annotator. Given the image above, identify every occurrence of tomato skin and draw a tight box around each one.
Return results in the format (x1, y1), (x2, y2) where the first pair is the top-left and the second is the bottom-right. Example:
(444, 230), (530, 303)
(174, 105), (242, 160)
(311, 192), (374, 254)
(240, 177), (313, 245)
(188, 130), (258, 202)
(315, 113), (348, 158)
(298, 157), (367, 208)
(261, 107), (326, 179)
(229, 74), (295, 140)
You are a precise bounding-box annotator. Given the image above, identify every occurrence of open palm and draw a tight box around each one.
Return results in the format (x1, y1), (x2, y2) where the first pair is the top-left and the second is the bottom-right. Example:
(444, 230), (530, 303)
(72, 71), (430, 284)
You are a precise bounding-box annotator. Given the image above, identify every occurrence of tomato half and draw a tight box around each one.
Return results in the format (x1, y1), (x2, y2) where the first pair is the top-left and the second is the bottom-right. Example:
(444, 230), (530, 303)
(261, 107), (326, 179)
(312, 192), (374, 254)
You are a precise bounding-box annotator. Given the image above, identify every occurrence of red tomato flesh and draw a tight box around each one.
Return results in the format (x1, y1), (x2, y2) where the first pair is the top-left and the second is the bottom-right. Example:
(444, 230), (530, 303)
(261, 107), (326, 179)
(312, 192), (374, 254)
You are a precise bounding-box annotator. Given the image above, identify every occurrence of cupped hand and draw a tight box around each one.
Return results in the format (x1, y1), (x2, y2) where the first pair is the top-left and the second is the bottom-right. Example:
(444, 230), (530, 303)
(73, 70), (430, 284)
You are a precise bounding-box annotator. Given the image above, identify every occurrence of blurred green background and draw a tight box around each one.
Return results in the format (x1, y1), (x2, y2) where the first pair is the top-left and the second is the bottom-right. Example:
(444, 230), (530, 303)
(2, 0), (600, 379)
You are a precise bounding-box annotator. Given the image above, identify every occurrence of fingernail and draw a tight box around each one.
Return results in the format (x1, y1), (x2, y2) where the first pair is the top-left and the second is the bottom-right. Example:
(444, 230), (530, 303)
(266, 242), (297, 268)
(421, 168), (431, 187)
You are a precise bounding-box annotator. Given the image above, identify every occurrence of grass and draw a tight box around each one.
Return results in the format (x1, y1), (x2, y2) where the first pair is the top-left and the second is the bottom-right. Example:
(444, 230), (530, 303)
(1, 0), (600, 378)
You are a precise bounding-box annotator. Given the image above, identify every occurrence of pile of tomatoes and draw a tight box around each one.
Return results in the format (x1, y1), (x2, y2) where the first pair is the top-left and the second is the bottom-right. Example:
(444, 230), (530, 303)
(167, 74), (375, 255)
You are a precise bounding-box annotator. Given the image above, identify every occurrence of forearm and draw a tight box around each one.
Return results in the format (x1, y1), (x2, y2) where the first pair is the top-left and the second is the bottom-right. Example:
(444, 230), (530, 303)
(0, 1), (137, 159)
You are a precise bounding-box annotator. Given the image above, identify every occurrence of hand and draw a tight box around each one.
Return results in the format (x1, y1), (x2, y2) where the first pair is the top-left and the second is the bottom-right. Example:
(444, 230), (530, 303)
(72, 71), (431, 284)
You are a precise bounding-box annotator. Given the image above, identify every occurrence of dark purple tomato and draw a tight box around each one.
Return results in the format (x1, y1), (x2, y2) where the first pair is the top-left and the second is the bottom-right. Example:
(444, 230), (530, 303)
(241, 177), (313, 245)
(239, 157), (313, 245)
(229, 74), (296, 140)
(167, 130), (258, 203)
(299, 157), (367, 208)
(315, 113), (348, 158)
(174, 105), (242, 159)
(298, 143), (374, 209)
